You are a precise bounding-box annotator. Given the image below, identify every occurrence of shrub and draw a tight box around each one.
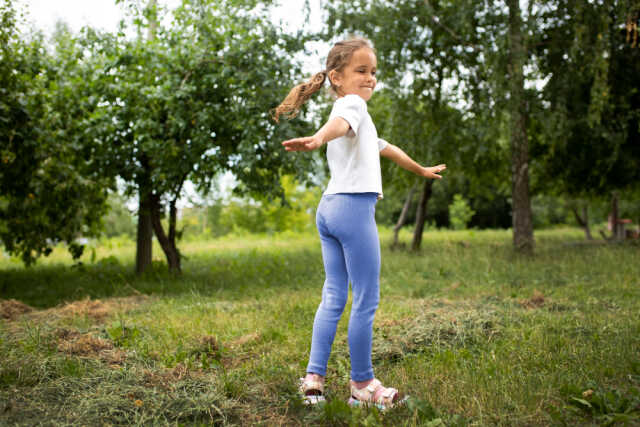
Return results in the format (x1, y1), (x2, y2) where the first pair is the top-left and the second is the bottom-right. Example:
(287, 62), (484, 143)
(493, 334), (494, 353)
(449, 194), (475, 230)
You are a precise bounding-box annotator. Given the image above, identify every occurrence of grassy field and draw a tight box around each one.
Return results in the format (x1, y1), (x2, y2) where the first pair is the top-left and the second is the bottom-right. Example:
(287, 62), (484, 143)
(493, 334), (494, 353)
(1, 227), (639, 426)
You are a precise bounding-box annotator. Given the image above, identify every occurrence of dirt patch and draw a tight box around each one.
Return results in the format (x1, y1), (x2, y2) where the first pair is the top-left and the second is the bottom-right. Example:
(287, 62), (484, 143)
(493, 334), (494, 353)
(171, 362), (189, 380)
(228, 332), (260, 348)
(59, 298), (110, 320)
(376, 317), (410, 328)
(217, 333), (262, 368)
(141, 363), (203, 390)
(24, 295), (153, 324)
(57, 333), (112, 355)
(2, 296), (152, 324)
(56, 295), (152, 321)
(352, 299), (503, 362)
(199, 335), (220, 352)
(56, 330), (126, 366)
(55, 328), (83, 341)
(0, 299), (34, 320)
(448, 281), (462, 291)
(520, 290), (545, 309)
(142, 370), (174, 390)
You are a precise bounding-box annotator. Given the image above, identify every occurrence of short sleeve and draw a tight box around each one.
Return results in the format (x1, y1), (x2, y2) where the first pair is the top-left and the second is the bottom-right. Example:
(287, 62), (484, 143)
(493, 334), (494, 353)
(377, 138), (389, 151)
(329, 94), (367, 136)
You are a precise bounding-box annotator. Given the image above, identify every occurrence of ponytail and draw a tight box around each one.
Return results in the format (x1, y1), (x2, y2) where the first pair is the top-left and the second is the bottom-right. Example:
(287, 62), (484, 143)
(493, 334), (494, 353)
(272, 70), (327, 122)
(272, 37), (373, 123)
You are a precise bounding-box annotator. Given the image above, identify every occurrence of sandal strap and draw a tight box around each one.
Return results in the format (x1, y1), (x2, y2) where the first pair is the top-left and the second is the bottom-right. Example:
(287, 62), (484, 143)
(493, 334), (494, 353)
(299, 378), (324, 394)
(351, 378), (381, 401)
(351, 379), (398, 407)
(304, 394), (325, 404)
(365, 378), (382, 394)
(376, 387), (398, 406)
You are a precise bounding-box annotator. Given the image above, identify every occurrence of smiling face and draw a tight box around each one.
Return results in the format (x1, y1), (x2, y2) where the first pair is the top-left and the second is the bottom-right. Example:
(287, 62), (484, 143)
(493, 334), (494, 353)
(330, 48), (377, 101)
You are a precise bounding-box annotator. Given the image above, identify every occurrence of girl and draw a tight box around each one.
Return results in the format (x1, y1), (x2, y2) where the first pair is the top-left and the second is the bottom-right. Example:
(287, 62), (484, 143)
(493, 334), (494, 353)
(273, 37), (446, 409)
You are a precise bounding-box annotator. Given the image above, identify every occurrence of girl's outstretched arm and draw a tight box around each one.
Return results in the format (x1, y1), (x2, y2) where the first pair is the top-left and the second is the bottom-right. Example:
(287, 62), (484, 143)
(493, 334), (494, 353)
(380, 143), (446, 179)
(282, 117), (350, 152)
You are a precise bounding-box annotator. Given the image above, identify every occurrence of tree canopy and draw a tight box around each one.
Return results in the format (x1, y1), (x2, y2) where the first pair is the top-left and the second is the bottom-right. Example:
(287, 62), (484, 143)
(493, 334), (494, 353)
(1, 1), (114, 264)
(2, 0), (638, 266)
(2, 0), (317, 269)
(534, 0), (640, 197)
(90, 0), (318, 271)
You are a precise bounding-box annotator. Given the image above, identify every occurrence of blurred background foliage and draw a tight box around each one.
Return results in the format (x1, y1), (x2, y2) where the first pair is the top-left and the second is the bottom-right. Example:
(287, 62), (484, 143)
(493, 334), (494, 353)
(2, 0), (639, 268)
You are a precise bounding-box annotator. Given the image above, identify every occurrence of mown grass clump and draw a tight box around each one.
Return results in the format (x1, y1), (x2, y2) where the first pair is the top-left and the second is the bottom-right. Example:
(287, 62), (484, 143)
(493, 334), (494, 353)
(1, 228), (639, 425)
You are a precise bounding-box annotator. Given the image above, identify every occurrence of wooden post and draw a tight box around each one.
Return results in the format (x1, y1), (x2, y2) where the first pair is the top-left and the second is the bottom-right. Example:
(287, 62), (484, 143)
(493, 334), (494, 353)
(611, 192), (621, 240)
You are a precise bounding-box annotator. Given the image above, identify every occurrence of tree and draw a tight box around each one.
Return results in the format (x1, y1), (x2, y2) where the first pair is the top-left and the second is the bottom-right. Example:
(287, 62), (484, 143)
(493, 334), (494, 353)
(135, 0), (157, 275)
(506, 0), (535, 252)
(325, 0), (510, 250)
(449, 194), (476, 230)
(533, 0), (640, 239)
(87, 0), (314, 272)
(0, 1), (113, 265)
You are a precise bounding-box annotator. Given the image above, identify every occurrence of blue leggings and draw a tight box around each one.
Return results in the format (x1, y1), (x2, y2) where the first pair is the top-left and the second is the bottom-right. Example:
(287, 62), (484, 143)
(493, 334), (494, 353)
(307, 192), (380, 382)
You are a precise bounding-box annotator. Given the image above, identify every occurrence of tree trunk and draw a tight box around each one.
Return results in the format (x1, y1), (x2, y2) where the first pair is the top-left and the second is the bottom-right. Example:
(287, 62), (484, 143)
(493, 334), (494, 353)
(571, 203), (592, 240)
(150, 194), (181, 273)
(392, 184), (416, 248)
(135, 185), (153, 274)
(411, 180), (433, 251)
(134, 0), (159, 275)
(507, 0), (534, 253)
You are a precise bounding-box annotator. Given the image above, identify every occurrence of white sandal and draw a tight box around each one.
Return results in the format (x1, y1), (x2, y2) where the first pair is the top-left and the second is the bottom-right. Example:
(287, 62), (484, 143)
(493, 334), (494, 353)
(299, 377), (326, 405)
(348, 378), (399, 410)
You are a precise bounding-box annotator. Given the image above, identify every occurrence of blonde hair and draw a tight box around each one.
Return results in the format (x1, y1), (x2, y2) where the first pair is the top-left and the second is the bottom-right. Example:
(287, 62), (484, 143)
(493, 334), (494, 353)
(272, 37), (373, 122)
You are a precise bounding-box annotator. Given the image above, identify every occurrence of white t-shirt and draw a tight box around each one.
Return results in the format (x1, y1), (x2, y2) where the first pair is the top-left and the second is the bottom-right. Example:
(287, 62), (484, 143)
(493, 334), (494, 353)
(324, 94), (388, 198)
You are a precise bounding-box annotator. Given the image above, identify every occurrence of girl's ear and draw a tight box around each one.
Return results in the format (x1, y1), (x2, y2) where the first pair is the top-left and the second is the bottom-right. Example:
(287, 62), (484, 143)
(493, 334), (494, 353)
(328, 69), (341, 87)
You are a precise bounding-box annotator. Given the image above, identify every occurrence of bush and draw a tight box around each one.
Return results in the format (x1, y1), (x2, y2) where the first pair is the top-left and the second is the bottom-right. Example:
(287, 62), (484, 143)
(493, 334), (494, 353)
(180, 175), (321, 238)
(219, 176), (319, 234)
(531, 195), (572, 228)
(449, 194), (475, 230)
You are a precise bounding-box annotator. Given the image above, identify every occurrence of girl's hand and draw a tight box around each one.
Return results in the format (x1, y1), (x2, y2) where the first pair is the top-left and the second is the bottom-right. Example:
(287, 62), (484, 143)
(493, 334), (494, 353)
(421, 164), (447, 179)
(282, 135), (324, 152)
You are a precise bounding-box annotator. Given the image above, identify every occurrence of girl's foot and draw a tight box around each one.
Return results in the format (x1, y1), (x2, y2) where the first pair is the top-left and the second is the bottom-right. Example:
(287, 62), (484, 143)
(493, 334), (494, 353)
(299, 373), (325, 405)
(348, 378), (399, 410)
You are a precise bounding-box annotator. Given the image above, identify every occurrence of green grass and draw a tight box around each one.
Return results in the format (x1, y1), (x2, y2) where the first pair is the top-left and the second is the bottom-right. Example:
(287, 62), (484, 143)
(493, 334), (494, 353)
(1, 227), (639, 425)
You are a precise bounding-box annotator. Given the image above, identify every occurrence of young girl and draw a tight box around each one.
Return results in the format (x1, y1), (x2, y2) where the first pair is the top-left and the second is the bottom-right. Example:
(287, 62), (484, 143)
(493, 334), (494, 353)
(273, 37), (446, 409)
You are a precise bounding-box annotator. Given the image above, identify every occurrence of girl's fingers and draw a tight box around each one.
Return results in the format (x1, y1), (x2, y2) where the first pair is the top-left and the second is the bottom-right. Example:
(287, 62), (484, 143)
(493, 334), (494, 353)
(282, 137), (311, 145)
(284, 143), (309, 151)
(423, 165), (446, 179)
(282, 137), (314, 151)
(431, 164), (446, 174)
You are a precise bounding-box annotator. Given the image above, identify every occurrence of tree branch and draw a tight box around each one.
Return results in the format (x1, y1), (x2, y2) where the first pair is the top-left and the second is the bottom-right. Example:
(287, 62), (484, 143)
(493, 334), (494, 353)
(424, 0), (480, 50)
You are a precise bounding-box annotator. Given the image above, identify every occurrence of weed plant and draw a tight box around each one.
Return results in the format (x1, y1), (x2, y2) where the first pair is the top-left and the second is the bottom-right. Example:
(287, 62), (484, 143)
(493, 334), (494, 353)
(1, 227), (639, 425)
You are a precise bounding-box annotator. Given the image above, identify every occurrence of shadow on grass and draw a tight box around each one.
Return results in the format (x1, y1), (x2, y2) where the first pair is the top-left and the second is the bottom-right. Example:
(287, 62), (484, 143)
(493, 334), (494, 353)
(0, 246), (323, 308)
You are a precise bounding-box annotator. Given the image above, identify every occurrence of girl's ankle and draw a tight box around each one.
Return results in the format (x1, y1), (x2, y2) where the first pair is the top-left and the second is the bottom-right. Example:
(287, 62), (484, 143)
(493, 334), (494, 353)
(305, 373), (324, 384)
(352, 378), (373, 389)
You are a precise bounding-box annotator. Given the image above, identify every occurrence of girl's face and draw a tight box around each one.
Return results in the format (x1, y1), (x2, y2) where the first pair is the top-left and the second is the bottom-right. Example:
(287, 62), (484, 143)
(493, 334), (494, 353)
(331, 48), (377, 101)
